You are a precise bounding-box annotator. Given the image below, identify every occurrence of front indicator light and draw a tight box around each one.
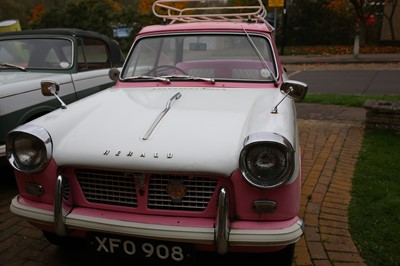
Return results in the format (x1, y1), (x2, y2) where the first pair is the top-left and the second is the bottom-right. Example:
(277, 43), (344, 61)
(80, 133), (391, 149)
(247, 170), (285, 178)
(253, 200), (277, 213)
(25, 183), (44, 196)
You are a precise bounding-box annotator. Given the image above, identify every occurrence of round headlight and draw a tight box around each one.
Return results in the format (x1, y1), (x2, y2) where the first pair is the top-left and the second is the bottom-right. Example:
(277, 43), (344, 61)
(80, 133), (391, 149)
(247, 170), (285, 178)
(239, 133), (294, 188)
(6, 124), (52, 173)
(13, 133), (46, 167)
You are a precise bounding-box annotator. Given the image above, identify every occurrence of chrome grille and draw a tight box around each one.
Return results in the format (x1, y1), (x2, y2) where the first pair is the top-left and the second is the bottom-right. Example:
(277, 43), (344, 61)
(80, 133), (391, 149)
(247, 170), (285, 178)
(148, 174), (217, 211)
(76, 170), (137, 208)
(63, 176), (70, 201)
(75, 169), (218, 212)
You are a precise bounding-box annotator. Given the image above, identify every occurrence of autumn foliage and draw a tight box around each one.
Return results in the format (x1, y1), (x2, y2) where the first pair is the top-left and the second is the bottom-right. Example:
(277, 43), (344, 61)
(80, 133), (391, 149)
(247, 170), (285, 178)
(29, 4), (45, 24)
(138, 0), (188, 14)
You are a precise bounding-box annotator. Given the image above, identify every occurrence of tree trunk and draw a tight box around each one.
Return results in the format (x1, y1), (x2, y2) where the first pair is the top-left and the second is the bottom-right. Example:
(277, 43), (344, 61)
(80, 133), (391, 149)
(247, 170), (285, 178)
(358, 19), (367, 46)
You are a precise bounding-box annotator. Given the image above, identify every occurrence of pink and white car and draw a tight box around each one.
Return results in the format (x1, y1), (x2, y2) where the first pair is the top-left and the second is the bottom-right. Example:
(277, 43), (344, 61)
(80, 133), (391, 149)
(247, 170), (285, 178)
(6, 0), (307, 265)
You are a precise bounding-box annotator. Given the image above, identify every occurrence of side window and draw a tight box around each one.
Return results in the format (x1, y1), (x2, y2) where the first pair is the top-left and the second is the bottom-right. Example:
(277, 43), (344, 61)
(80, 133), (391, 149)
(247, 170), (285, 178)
(77, 38), (111, 72)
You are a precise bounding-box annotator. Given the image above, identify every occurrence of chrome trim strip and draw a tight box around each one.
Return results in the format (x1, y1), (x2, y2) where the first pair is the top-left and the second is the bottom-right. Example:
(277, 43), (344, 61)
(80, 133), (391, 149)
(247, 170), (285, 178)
(142, 92), (181, 140)
(242, 132), (294, 152)
(215, 187), (230, 254)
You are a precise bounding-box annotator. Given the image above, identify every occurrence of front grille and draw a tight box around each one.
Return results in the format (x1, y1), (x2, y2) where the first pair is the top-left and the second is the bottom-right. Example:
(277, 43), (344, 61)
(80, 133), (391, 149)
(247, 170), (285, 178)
(76, 170), (138, 208)
(63, 177), (70, 201)
(148, 174), (217, 211)
(75, 169), (218, 212)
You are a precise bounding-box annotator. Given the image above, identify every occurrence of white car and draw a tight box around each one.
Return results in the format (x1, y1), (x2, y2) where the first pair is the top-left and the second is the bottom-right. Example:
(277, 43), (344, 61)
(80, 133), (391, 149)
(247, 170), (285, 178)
(7, 1), (307, 265)
(0, 28), (124, 164)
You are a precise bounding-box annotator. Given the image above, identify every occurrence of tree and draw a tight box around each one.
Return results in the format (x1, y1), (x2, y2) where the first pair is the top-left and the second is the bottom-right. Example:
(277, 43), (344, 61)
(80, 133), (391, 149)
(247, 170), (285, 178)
(28, 4), (46, 25)
(138, 0), (155, 14)
(284, 0), (355, 46)
(382, 0), (399, 42)
(32, 0), (122, 37)
(348, 0), (385, 46)
(0, 0), (26, 27)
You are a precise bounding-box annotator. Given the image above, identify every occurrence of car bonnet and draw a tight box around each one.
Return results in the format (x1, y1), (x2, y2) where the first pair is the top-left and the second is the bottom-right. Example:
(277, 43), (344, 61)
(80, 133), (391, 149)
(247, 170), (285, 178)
(31, 86), (295, 176)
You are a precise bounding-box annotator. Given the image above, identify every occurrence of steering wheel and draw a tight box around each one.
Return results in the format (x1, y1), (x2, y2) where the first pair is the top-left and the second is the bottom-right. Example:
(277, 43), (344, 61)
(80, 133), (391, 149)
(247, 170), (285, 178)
(146, 65), (187, 76)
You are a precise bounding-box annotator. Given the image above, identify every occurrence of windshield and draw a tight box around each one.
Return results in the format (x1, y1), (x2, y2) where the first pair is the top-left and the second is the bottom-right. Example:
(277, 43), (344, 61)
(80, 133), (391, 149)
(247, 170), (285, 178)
(0, 38), (73, 70)
(121, 34), (277, 82)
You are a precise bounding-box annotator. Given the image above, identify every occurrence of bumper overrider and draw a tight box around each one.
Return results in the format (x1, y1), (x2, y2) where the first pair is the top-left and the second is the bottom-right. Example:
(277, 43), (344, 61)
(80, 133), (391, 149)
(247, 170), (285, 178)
(0, 144), (5, 157)
(10, 175), (304, 254)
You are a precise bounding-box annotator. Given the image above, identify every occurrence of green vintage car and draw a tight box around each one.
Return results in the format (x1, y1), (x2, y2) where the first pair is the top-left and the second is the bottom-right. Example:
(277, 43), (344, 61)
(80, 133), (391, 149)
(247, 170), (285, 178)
(0, 28), (125, 171)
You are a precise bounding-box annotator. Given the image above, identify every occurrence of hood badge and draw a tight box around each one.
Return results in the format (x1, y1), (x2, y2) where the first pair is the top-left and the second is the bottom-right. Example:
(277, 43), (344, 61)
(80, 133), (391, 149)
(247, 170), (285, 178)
(166, 180), (187, 203)
(103, 149), (173, 159)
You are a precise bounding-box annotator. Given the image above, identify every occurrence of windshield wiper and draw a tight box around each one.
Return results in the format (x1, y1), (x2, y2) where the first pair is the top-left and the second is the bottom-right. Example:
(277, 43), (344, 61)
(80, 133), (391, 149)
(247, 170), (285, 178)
(0, 63), (26, 71)
(123, 75), (171, 84)
(162, 75), (215, 84)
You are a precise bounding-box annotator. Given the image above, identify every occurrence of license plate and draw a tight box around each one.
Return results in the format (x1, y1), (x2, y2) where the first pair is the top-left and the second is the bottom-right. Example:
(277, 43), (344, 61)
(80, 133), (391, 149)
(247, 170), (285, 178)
(87, 232), (194, 263)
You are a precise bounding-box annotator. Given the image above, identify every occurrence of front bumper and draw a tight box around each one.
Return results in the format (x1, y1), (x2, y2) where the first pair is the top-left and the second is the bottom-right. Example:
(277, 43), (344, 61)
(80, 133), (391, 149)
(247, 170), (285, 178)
(10, 175), (304, 254)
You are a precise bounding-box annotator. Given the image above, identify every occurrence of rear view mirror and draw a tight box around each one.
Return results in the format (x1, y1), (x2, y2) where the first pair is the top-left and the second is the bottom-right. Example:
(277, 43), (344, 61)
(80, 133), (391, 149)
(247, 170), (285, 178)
(271, 80), (308, 114)
(41, 80), (60, 96)
(280, 80), (308, 101)
(108, 68), (120, 82)
(41, 80), (67, 109)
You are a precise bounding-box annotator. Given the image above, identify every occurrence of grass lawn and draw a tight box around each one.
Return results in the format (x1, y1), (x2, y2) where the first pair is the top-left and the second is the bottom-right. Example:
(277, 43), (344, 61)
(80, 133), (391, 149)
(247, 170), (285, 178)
(303, 93), (400, 107)
(349, 129), (400, 266)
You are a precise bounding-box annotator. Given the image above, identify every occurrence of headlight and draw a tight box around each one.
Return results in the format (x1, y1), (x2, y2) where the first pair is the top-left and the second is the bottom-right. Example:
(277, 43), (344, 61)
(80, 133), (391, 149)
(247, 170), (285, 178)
(239, 132), (294, 189)
(6, 124), (52, 173)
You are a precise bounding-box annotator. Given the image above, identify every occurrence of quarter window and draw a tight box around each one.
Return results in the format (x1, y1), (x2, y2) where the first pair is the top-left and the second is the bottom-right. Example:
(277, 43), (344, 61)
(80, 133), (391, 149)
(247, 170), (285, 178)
(77, 38), (111, 71)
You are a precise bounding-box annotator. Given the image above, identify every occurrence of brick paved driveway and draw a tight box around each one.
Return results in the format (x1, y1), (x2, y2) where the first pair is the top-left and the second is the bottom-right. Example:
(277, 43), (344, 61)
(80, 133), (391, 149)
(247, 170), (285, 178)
(294, 119), (366, 266)
(0, 109), (366, 266)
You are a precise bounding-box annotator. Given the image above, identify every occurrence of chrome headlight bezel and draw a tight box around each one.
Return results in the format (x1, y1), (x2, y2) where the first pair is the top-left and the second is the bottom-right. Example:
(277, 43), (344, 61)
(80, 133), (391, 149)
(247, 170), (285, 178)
(239, 132), (295, 189)
(6, 124), (52, 174)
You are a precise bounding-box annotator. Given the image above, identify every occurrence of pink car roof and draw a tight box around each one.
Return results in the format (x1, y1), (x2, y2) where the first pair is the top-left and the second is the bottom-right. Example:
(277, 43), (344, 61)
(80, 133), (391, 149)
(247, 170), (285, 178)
(138, 21), (273, 36)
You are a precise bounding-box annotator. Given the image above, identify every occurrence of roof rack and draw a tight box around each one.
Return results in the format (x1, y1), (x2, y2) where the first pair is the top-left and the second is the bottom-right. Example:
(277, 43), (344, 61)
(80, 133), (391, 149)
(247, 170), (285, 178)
(152, 0), (268, 24)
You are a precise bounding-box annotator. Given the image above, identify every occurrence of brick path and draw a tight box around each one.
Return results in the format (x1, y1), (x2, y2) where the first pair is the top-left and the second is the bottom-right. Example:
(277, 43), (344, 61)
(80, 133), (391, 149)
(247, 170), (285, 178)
(0, 113), (366, 265)
(294, 119), (366, 266)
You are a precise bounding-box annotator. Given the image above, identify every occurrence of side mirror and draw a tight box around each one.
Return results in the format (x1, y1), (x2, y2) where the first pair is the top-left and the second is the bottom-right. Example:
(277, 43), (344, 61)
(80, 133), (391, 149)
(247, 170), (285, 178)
(271, 80), (308, 114)
(280, 80), (308, 101)
(108, 68), (120, 82)
(41, 80), (60, 96)
(41, 80), (67, 109)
